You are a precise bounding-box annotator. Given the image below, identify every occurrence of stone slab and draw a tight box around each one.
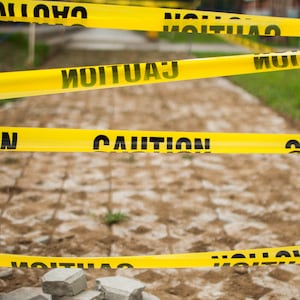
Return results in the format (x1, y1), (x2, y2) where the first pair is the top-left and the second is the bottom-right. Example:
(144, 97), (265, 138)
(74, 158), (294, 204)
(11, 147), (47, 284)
(42, 269), (87, 297)
(142, 292), (160, 300)
(96, 276), (145, 300)
(6, 287), (51, 300)
(55, 290), (104, 300)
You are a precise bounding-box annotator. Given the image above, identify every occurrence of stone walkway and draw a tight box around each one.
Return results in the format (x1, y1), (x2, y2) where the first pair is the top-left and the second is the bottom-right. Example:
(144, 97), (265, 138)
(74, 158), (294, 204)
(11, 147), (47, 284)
(0, 41), (300, 298)
(66, 28), (249, 53)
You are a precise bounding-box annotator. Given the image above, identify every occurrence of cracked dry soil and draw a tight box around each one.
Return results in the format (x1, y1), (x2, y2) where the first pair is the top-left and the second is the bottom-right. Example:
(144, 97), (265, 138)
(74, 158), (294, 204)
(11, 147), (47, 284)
(0, 49), (300, 299)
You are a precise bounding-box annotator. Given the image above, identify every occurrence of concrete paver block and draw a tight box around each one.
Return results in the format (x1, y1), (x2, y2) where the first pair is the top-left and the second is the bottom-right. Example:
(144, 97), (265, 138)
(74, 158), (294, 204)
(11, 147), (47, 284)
(142, 292), (160, 300)
(42, 269), (87, 297)
(6, 287), (51, 300)
(96, 276), (145, 300)
(0, 293), (10, 300)
(58, 290), (104, 300)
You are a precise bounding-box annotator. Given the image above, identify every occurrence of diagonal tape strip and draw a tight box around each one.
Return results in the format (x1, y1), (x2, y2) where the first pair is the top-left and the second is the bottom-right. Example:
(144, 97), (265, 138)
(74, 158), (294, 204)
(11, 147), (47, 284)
(1, 127), (300, 154)
(1, 246), (299, 269)
(1, 51), (300, 100)
(78, 0), (199, 9)
(220, 34), (273, 53)
(1, 0), (300, 37)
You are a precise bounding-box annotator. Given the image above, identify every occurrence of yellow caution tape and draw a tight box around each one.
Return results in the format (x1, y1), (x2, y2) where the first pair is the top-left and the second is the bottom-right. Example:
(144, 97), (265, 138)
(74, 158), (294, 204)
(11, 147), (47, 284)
(220, 35), (273, 53)
(1, 127), (300, 154)
(1, 51), (300, 100)
(1, 0), (300, 37)
(0, 246), (299, 269)
(76, 0), (200, 9)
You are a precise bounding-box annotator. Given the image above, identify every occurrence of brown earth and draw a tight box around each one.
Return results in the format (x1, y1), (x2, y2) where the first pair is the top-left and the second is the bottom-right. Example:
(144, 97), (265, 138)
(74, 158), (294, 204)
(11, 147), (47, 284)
(0, 49), (300, 299)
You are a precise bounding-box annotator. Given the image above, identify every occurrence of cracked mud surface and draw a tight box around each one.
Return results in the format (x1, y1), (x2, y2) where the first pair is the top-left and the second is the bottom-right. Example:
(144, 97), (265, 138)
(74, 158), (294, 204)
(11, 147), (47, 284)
(0, 49), (300, 299)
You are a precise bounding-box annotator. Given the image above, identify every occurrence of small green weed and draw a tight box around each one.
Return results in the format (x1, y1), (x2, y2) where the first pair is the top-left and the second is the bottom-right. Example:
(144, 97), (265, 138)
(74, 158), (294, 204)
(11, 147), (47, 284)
(182, 153), (194, 161)
(120, 154), (135, 163)
(103, 211), (128, 226)
(2, 157), (19, 164)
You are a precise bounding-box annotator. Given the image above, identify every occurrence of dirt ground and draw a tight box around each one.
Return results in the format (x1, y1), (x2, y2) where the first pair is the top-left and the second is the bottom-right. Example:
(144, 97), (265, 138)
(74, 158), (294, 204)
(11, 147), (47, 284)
(1, 49), (300, 299)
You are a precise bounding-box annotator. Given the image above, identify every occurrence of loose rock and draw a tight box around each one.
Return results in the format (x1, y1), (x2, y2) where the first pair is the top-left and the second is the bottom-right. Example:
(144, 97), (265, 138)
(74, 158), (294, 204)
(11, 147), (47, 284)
(6, 287), (51, 300)
(141, 292), (160, 300)
(96, 276), (145, 300)
(54, 290), (104, 300)
(42, 269), (87, 297)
